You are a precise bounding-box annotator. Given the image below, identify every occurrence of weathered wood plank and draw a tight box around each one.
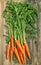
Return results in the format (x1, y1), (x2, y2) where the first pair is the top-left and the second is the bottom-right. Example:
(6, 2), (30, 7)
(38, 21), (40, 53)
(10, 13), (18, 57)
(38, 12), (41, 65)
(0, 2), (3, 65)
(0, 0), (41, 65)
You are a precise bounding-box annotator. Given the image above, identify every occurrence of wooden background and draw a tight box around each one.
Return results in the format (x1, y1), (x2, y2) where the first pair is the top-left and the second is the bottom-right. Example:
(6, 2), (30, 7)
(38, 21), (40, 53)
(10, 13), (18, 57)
(0, 0), (41, 65)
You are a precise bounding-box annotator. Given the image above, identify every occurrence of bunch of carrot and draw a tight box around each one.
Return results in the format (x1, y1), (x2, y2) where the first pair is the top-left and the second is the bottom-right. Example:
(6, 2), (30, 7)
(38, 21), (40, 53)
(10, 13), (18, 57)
(3, 0), (38, 64)
(6, 36), (31, 64)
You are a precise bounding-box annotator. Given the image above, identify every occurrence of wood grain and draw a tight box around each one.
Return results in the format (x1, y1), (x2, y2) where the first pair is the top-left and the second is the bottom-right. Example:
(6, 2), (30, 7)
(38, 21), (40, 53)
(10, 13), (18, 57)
(0, 0), (41, 65)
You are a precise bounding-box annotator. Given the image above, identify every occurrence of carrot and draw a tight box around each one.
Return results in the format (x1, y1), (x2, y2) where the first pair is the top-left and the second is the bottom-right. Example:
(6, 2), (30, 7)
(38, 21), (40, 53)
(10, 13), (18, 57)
(6, 42), (10, 59)
(22, 45), (26, 63)
(15, 40), (24, 55)
(24, 42), (31, 59)
(22, 45), (25, 52)
(9, 46), (13, 61)
(14, 47), (21, 63)
(17, 47), (24, 64)
(10, 36), (14, 49)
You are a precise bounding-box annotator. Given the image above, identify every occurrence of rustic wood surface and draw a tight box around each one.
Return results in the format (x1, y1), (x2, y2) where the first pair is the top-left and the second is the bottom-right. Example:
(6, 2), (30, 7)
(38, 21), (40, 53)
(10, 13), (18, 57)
(0, 0), (41, 65)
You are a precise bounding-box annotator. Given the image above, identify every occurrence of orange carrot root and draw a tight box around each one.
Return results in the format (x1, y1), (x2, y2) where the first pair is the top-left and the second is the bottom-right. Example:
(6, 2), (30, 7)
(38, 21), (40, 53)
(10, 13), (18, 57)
(14, 48), (21, 63)
(9, 47), (13, 61)
(22, 45), (26, 63)
(24, 43), (31, 59)
(16, 40), (24, 55)
(10, 36), (14, 48)
(17, 47), (24, 64)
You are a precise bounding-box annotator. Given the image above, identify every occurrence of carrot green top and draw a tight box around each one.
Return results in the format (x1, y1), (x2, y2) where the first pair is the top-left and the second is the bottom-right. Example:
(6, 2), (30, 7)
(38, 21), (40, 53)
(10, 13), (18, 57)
(3, 0), (38, 44)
